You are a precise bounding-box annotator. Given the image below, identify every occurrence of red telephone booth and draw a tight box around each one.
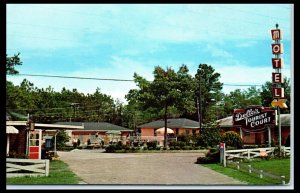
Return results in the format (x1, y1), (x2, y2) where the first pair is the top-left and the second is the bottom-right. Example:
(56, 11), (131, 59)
(28, 129), (42, 159)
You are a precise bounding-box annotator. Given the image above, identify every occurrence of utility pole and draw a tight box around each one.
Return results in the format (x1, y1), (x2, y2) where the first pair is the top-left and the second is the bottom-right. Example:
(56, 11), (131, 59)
(198, 75), (202, 129)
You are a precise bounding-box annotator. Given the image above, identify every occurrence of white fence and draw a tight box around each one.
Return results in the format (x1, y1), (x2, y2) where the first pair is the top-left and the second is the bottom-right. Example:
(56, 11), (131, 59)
(223, 146), (290, 167)
(6, 158), (50, 178)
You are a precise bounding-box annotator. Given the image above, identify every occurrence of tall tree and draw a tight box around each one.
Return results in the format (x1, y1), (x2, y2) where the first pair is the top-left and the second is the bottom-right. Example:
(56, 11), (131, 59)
(128, 65), (196, 147)
(194, 64), (223, 125)
(6, 53), (22, 75)
(222, 86), (262, 116)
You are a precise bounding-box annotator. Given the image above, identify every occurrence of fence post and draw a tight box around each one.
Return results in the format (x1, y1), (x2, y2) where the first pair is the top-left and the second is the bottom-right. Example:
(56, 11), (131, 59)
(237, 161), (240, 170)
(247, 149), (250, 160)
(248, 165), (252, 174)
(223, 143), (226, 167)
(281, 176), (285, 185)
(260, 170), (263, 178)
(45, 159), (50, 176)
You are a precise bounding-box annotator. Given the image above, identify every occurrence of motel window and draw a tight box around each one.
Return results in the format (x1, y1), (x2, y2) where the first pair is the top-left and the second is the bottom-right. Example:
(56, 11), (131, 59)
(192, 130), (196, 135)
(176, 128), (179, 135)
(185, 130), (190, 134)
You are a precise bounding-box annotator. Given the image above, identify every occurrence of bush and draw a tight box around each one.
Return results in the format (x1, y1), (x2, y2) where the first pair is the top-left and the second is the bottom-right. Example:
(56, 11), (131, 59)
(221, 131), (243, 149)
(169, 141), (186, 149)
(148, 147), (153, 150)
(130, 147), (136, 151)
(196, 150), (220, 164)
(177, 134), (191, 143)
(105, 145), (116, 153)
(195, 126), (221, 148)
(196, 156), (214, 164)
(174, 146), (181, 150)
(146, 141), (157, 149)
(125, 146), (130, 150)
(156, 147), (161, 150)
(169, 147), (174, 150)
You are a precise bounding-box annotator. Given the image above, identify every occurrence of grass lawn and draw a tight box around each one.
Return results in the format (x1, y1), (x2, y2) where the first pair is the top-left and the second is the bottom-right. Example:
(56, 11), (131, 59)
(202, 158), (291, 185)
(6, 160), (82, 185)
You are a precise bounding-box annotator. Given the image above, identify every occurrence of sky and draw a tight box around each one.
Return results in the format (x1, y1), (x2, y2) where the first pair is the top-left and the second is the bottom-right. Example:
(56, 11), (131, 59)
(6, 4), (293, 103)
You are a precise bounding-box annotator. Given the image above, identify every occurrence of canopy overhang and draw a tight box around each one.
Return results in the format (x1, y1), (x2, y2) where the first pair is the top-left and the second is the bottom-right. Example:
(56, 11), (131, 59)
(6, 126), (19, 134)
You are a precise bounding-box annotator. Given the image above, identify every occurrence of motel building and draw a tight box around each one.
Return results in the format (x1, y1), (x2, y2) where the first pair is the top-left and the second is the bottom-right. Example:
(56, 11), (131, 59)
(216, 113), (290, 146)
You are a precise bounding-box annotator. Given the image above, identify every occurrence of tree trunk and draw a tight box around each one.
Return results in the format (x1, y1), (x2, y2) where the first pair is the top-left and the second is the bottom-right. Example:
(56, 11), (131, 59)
(164, 103), (168, 148)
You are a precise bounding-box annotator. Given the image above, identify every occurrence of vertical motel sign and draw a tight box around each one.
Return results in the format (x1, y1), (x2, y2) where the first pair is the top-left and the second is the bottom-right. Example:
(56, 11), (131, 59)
(270, 24), (287, 150)
(271, 25), (287, 105)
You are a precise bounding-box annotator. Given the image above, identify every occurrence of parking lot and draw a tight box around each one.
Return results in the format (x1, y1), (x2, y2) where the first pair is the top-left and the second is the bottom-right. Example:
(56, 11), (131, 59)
(58, 150), (243, 185)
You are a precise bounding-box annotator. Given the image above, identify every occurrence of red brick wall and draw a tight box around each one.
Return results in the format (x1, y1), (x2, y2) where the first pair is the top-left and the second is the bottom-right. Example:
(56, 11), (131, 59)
(9, 126), (27, 156)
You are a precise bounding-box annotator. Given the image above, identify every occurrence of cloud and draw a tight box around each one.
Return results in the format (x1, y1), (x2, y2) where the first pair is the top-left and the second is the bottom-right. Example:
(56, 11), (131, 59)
(204, 44), (233, 59)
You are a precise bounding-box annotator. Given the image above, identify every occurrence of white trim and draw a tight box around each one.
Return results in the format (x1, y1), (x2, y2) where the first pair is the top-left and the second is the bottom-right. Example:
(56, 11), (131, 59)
(35, 123), (84, 129)
(6, 121), (26, 126)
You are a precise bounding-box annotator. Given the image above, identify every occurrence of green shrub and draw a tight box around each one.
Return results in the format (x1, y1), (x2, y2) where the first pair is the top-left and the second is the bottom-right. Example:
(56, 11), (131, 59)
(174, 146), (181, 150)
(182, 146), (188, 150)
(221, 131), (243, 149)
(169, 141), (186, 149)
(195, 126), (221, 148)
(163, 147), (167, 150)
(143, 147), (148, 150)
(156, 147), (161, 150)
(196, 150), (220, 164)
(196, 156), (214, 164)
(146, 141), (157, 149)
(169, 147), (174, 150)
(130, 147), (136, 151)
(148, 147), (153, 150)
(177, 134), (191, 143)
(105, 145), (116, 153)
(125, 146), (130, 150)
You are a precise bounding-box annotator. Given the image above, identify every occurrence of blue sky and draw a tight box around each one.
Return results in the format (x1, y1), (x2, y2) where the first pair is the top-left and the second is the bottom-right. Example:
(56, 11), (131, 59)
(6, 4), (293, 103)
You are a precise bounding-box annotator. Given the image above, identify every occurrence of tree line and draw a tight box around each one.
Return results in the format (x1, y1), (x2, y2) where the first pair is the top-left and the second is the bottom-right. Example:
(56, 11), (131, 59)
(6, 53), (290, 132)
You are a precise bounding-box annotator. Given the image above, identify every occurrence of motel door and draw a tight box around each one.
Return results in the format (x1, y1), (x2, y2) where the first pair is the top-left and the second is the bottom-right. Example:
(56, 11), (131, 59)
(29, 129), (42, 159)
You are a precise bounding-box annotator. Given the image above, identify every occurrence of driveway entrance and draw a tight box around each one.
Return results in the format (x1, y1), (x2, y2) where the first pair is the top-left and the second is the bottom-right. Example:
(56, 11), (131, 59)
(58, 150), (243, 185)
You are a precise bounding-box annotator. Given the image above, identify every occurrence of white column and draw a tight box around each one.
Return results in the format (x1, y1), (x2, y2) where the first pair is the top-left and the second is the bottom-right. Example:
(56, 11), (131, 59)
(7, 135), (10, 156)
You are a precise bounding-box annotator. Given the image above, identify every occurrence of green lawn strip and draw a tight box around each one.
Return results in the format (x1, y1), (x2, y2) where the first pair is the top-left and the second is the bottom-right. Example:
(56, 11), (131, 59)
(7, 160), (82, 185)
(240, 158), (290, 182)
(202, 160), (288, 185)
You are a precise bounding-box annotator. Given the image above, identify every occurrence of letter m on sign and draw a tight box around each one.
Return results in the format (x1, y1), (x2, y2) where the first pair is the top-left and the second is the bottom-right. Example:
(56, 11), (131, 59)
(271, 29), (282, 40)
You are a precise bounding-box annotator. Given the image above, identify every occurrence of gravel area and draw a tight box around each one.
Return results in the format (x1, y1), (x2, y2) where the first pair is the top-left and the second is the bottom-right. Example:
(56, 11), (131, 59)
(58, 150), (244, 185)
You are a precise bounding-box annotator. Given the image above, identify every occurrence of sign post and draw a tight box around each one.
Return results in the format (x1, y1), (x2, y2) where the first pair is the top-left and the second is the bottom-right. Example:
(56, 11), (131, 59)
(270, 24), (288, 152)
(219, 143), (226, 167)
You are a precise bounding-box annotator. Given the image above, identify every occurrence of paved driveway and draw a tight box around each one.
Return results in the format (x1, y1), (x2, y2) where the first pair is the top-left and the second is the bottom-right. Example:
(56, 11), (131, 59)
(58, 150), (244, 185)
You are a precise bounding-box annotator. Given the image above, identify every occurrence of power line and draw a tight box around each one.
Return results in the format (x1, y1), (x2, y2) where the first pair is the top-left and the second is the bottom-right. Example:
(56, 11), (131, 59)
(8, 73), (263, 87)
(12, 73), (134, 82)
